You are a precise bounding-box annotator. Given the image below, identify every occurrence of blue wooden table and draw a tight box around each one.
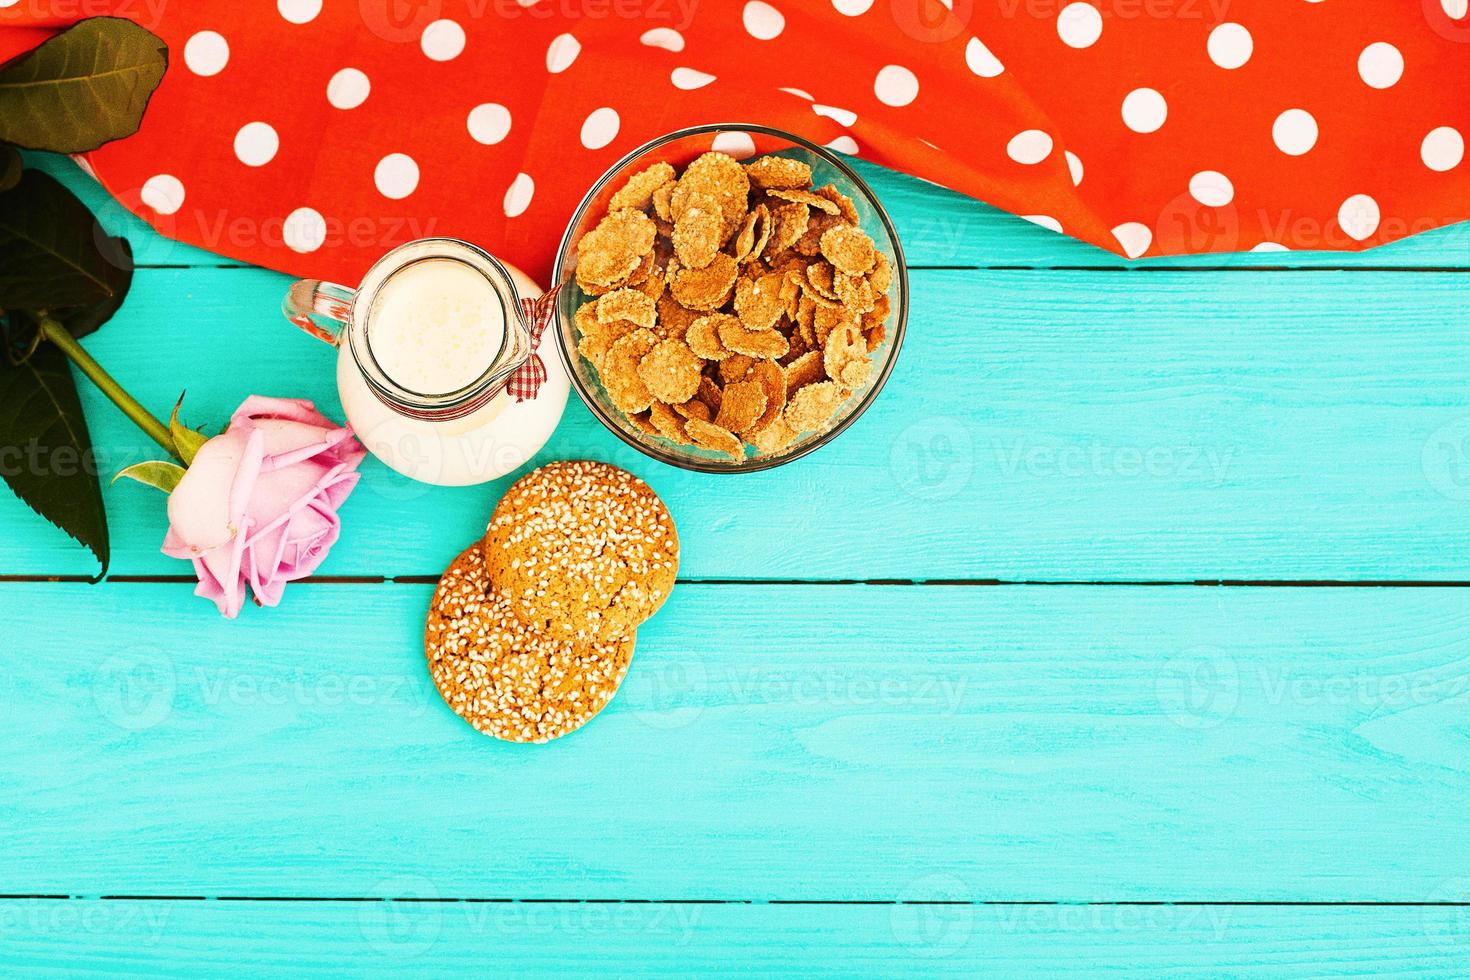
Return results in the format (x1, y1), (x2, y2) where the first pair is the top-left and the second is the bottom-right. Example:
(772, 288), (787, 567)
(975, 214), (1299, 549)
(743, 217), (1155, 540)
(4, 153), (1470, 975)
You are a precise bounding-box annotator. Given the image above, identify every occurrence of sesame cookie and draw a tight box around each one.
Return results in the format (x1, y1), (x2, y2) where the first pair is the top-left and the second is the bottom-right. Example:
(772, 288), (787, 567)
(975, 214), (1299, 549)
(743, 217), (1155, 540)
(484, 461), (679, 644)
(426, 543), (634, 743)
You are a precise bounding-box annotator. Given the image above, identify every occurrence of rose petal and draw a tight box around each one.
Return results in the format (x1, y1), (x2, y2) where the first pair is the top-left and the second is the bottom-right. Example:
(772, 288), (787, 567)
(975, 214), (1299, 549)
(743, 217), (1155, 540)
(165, 428), (254, 553)
(230, 395), (333, 430)
(241, 459), (332, 539)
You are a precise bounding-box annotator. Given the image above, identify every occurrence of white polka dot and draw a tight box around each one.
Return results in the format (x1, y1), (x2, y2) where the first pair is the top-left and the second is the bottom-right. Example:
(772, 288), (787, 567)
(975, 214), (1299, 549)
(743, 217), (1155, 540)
(965, 37), (1003, 78)
(1121, 88), (1167, 133)
(743, 1), (785, 39)
(580, 108), (620, 150)
(827, 135), (859, 155)
(547, 33), (581, 73)
(1337, 194), (1380, 241)
(712, 130), (757, 157)
(277, 0), (321, 24)
(183, 31), (228, 77)
(1006, 129), (1053, 165)
(421, 20), (465, 61)
(140, 175), (184, 215)
(467, 103), (512, 145)
(640, 27), (684, 51)
(1065, 150), (1083, 185)
(1444, 0), (1468, 18)
(813, 104), (858, 127)
(1421, 126), (1465, 172)
(671, 67), (717, 89)
(1251, 242), (1289, 252)
(1189, 170), (1233, 206)
(1057, 3), (1102, 48)
(1272, 108), (1317, 155)
(233, 122), (279, 167)
(780, 86), (814, 100)
(1111, 222), (1152, 259)
(326, 68), (370, 110)
(1357, 42), (1403, 89)
(1023, 215), (1062, 233)
(504, 173), (535, 217)
(1207, 23), (1252, 69)
(874, 65), (919, 107)
(0, 0), (19, 6)
(374, 154), (419, 200)
(833, 0), (874, 11)
(284, 208), (327, 253)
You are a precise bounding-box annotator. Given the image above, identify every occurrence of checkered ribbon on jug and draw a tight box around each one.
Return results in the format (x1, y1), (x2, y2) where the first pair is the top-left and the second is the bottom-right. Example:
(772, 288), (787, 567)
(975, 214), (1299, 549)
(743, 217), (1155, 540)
(505, 287), (560, 402)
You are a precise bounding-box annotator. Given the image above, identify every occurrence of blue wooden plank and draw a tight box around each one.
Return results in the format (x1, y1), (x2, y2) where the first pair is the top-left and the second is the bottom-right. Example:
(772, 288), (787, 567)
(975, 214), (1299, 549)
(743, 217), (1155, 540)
(0, 901), (1462, 977)
(3, 581), (1466, 899)
(28, 152), (1470, 272)
(3, 265), (1470, 579)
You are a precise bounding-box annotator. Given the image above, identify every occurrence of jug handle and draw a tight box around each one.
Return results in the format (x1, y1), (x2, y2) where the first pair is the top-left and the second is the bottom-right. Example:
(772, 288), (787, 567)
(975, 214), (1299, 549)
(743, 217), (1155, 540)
(283, 279), (355, 346)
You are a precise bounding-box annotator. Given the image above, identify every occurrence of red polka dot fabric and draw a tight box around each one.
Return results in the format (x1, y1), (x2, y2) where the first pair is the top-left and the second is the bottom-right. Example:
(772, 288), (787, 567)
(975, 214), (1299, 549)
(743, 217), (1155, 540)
(4, 1), (1468, 283)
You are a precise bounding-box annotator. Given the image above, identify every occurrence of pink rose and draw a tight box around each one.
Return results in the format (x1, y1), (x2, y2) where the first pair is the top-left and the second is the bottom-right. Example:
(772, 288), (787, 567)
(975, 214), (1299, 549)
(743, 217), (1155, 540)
(162, 396), (366, 617)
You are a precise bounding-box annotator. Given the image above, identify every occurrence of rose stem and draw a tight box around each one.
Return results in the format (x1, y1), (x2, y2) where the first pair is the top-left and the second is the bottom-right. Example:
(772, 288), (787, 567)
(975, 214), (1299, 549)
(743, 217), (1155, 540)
(37, 314), (179, 460)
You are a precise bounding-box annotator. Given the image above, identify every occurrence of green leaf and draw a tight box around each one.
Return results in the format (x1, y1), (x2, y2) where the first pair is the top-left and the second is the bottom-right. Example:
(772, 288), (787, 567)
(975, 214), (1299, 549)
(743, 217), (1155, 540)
(0, 169), (132, 316)
(114, 459), (184, 494)
(0, 340), (108, 579)
(168, 395), (207, 465)
(0, 144), (20, 192)
(0, 18), (168, 153)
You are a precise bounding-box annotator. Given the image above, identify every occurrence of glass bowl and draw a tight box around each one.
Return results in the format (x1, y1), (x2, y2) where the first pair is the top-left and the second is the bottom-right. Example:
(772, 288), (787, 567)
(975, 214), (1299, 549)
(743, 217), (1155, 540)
(551, 123), (908, 473)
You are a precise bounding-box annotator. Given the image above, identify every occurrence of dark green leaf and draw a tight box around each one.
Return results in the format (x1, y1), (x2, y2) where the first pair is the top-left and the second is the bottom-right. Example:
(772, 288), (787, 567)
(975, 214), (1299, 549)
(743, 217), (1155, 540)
(0, 144), (19, 192)
(0, 18), (168, 153)
(0, 341), (108, 578)
(114, 459), (184, 493)
(0, 169), (132, 315)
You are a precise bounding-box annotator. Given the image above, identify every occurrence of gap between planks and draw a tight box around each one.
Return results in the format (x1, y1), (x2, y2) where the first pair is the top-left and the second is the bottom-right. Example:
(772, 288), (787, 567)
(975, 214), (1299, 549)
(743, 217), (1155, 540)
(8, 575), (1470, 587)
(1, 896), (1467, 907)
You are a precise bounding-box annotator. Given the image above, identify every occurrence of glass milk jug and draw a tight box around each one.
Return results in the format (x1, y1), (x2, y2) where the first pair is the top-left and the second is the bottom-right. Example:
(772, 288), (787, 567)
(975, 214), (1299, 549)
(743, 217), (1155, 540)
(283, 238), (568, 486)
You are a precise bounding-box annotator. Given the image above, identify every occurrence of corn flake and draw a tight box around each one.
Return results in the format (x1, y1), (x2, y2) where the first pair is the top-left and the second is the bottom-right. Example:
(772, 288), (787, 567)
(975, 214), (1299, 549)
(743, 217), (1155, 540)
(718, 317), (789, 359)
(637, 338), (704, 404)
(577, 208), (656, 286)
(714, 379), (767, 434)
(684, 417), (745, 462)
(597, 288), (657, 330)
(769, 187), (841, 215)
(819, 224), (877, 276)
(786, 380), (841, 433)
(671, 253), (738, 310)
(744, 155), (813, 190)
(733, 272), (786, 330)
(687, 314), (733, 360)
(672, 192), (723, 270)
(610, 161), (677, 213)
(603, 329), (659, 414)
